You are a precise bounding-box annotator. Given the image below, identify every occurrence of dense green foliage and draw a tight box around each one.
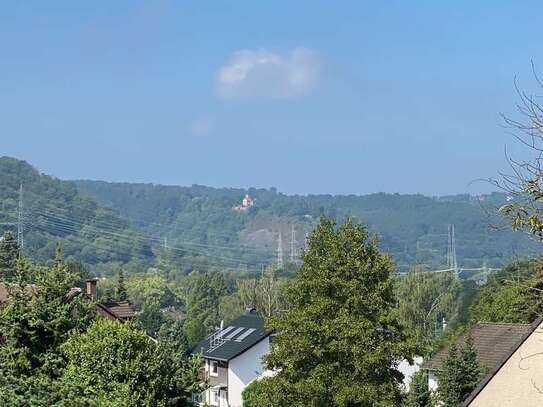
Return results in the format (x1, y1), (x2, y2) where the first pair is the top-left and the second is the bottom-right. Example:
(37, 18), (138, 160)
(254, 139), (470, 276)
(250, 218), (413, 406)
(437, 337), (484, 407)
(183, 271), (227, 345)
(396, 267), (461, 350)
(1, 157), (539, 279)
(59, 318), (200, 406)
(0, 251), (201, 406)
(469, 260), (543, 323)
(0, 157), (150, 269)
(0, 231), (19, 281)
(76, 177), (539, 272)
(404, 370), (433, 407)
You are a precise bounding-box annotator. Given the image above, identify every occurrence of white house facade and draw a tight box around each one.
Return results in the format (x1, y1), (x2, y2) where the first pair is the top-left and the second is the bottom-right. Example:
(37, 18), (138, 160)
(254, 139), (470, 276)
(192, 309), (272, 407)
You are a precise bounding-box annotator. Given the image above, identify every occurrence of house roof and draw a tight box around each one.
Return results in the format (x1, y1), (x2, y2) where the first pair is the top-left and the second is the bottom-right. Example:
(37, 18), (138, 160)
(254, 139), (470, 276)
(424, 322), (532, 372)
(0, 283), (134, 322)
(97, 300), (135, 320)
(192, 309), (271, 362)
(462, 316), (543, 406)
(0, 282), (39, 305)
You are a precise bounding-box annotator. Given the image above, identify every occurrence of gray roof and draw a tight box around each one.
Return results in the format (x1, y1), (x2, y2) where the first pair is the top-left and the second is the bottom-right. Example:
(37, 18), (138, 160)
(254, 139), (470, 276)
(192, 309), (271, 362)
(424, 322), (532, 372)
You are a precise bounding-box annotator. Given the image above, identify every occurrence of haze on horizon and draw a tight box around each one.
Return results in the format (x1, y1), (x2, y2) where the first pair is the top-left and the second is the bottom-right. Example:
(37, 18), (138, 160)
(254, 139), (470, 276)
(1, 1), (542, 196)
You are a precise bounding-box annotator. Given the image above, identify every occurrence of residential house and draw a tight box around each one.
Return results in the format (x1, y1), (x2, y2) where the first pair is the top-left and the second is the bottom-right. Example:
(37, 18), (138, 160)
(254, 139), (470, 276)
(0, 278), (134, 323)
(192, 308), (272, 407)
(461, 316), (543, 406)
(423, 319), (543, 406)
(84, 278), (135, 322)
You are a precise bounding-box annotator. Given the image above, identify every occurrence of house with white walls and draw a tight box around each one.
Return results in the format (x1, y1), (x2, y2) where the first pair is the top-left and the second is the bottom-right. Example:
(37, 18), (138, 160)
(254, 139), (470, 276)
(192, 308), (272, 407)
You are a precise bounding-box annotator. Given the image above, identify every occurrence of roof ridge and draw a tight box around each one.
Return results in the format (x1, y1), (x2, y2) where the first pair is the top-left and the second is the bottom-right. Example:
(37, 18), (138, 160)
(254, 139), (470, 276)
(476, 322), (531, 326)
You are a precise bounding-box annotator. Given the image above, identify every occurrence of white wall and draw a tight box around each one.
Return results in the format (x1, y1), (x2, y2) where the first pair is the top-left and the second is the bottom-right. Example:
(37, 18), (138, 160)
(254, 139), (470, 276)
(398, 356), (423, 391)
(428, 370), (439, 392)
(227, 338), (270, 407)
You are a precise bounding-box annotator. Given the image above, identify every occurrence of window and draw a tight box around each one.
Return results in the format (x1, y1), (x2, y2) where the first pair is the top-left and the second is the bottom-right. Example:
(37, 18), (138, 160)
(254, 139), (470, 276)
(210, 360), (219, 377)
(213, 390), (220, 403)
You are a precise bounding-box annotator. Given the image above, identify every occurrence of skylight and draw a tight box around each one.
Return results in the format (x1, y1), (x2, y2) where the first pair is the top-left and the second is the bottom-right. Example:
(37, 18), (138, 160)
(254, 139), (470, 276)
(235, 328), (256, 342)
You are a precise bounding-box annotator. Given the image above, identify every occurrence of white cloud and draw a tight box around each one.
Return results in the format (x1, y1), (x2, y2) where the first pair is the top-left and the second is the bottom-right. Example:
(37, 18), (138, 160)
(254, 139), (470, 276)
(216, 48), (321, 99)
(189, 117), (213, 136)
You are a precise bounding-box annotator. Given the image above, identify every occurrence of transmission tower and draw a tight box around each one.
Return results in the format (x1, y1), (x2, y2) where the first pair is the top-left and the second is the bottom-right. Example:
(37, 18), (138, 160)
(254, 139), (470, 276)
(17, 184), (24, 250)
(447, 224), (458, 277)
(276, 230), (283, 269)
(290, 224), (296, 263)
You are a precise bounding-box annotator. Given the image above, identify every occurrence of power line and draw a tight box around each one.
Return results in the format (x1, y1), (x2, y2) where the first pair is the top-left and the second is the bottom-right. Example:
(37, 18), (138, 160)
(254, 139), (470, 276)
(26, 211), (266, 268)
(26, 221), (263, 273)
(27, 207), (274, 255)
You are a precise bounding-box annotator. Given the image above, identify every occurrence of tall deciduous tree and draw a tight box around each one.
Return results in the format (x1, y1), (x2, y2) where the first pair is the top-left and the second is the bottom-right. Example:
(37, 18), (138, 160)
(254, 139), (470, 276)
(253, 218), (413, 406)
(184, 271), (227, 345)
(396, 266), (461, 350)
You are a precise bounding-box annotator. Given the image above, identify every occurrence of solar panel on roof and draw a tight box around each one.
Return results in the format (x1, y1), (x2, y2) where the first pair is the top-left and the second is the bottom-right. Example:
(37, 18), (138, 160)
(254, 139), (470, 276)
(225, 327), (245, 339)
(216, 326), (235, 338)
(235, 328), (256, 342)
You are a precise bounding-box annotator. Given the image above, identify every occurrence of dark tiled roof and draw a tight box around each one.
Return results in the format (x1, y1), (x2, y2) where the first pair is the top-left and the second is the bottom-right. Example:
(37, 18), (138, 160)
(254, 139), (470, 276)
(424, 322), (532, 371)
(192, 309), (271, 362)
(98, 300), (135, 320)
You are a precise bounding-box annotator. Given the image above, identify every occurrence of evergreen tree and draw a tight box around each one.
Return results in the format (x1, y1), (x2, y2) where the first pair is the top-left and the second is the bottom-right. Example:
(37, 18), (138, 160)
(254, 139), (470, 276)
(438, 336), (483, 407)
(0, 231), (19, 281)
(252, 218), (413, 406)
(116, 269), (127, 301)
(405, 370), (433, 407)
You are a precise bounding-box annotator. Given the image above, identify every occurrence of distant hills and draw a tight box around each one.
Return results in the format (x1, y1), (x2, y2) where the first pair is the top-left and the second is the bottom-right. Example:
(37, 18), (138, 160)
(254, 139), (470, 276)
(0, 157), (539, 275)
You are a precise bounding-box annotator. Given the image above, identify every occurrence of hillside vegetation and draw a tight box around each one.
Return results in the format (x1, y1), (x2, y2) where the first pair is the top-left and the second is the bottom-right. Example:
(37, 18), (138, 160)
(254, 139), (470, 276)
(0, 156), (538, 276)
(76, 179), (538, 272)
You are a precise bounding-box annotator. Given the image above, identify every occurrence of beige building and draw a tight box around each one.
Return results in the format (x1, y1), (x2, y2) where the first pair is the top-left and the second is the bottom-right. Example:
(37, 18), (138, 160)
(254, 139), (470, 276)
(464, 316), (543, 406)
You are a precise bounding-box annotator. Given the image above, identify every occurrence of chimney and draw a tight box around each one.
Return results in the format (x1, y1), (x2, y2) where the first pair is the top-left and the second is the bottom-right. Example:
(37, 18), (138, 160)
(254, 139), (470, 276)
(85, 278), (98, 300)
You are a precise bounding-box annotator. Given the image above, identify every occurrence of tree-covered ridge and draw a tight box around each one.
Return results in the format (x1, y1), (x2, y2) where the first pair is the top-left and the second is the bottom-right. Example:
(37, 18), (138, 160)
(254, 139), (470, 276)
(76, 178), (539, 271)
(0, 156), (151, 266)
(1, 156), (540, 275)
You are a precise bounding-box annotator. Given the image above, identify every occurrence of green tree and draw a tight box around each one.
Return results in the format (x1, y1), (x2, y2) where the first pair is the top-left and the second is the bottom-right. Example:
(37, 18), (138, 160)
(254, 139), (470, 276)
(0, 255), (94, 405)
(58, 318), (201, 406)
(438, 336), (483, 407)
(405, 370), (433, 407)
(396, 267), (461, 350)
(235, 266), (288, 318)
(254, 218), (413, 406)
(184, 271), (227, 345)
(0, 231), (19, 281)
(469, 260), (543, 323)
(116, 269), (127, 301)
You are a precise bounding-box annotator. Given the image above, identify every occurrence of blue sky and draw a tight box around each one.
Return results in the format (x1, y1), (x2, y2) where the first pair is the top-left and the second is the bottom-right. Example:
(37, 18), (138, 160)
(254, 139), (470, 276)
(1, 1), (542, 195)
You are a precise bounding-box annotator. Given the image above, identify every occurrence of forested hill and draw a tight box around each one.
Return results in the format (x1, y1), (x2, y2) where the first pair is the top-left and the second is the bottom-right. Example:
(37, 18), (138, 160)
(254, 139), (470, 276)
(0, 157), (151, 266)
(75, 178), (540, 272)
(1, 156), (539, 275)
